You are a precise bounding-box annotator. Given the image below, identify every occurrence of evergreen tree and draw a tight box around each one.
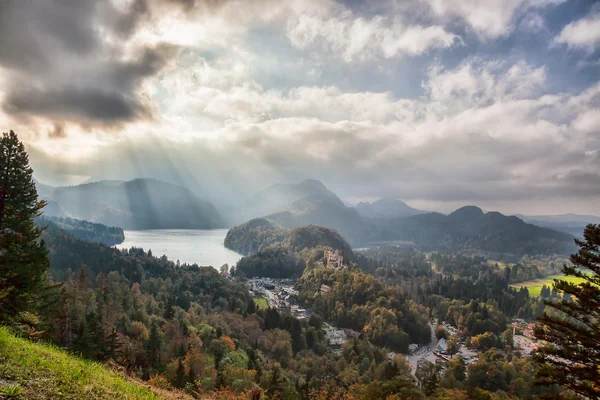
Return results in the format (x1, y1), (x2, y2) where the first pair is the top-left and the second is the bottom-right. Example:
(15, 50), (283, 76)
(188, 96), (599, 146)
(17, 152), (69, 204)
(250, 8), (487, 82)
(247, 297), (257, 315)
(175, 357), (186, 388)
(0, 130), (51, 322)
(534, 224), (600, 399)
(146, 320), (162, 371)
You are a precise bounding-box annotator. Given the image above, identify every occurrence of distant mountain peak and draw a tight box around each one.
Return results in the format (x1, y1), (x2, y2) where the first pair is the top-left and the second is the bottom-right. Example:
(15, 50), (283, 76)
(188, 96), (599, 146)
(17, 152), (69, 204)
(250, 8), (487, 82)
(448, 205), (484, 220)
(297, 179), (328, 191)
(355, 197), (425, 219)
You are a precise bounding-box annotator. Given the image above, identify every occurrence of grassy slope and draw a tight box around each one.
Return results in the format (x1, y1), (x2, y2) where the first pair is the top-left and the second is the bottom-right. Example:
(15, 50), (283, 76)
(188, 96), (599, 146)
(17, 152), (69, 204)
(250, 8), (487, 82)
(510, 274), (588, 297)
(0, 326), (160, 400)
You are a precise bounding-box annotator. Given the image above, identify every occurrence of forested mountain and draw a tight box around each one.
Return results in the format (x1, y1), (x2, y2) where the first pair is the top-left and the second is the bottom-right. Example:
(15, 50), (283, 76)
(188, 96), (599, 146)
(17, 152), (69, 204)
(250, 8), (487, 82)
(37, 216), (125, 246)
(235, 179), (369, 245)
(226, 220), (356, 278)
(355, 197), (426, 219)
(225, 219), (354, 257)
(375, 206), (577, 257)
(48, 178), (225, 229)
(224, 218), (289, 255)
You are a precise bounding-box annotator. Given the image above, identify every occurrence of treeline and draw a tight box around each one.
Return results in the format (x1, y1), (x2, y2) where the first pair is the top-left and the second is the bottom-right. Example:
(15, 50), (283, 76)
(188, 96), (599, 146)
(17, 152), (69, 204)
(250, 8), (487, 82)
(38, 215), (125, 246)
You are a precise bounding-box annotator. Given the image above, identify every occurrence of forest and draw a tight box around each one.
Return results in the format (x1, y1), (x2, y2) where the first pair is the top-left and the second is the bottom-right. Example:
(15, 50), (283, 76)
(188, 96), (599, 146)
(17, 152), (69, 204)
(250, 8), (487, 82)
(37, 215), (125, 246)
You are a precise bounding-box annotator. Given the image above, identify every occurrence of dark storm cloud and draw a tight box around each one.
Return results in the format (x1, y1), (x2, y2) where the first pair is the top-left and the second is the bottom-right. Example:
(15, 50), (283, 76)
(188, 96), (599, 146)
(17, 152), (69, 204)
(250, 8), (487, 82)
(0, 0), (174, 126)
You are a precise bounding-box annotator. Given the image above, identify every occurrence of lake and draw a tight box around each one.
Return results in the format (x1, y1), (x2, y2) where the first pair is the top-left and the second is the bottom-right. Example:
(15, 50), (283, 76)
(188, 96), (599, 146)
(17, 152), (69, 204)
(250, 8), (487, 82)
(115, 229), (242, 269)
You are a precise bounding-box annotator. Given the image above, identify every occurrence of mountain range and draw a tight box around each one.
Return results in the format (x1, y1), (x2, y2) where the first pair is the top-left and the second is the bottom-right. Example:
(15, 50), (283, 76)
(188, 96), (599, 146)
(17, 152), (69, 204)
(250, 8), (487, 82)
(36, 178), (225, 230)
(35, 176), (594, 257)
(226, 181), (581, 257)
(373, 206), (577, 257)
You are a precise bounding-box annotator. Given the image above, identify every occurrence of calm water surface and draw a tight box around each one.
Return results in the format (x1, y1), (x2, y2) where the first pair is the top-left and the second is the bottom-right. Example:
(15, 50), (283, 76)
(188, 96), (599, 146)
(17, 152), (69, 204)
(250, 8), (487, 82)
(115, 229), (241, 269)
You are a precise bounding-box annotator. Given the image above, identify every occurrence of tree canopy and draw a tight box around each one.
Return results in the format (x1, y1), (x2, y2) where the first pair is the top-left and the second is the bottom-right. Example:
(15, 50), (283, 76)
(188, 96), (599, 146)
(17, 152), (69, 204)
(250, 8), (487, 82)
(0, 130), (51, 323)
(534, 224), (600, 399)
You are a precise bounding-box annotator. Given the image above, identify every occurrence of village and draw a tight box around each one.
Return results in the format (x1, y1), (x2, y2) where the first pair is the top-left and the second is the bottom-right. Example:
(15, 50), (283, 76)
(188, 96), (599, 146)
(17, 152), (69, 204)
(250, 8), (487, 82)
(244, 248), (540, 383)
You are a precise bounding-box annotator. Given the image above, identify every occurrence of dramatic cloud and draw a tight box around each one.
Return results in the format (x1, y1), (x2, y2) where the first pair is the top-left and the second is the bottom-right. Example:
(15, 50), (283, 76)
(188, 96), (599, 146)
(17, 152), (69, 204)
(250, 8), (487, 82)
(2, 0), (599, 214)
(0, 0), (177, 126)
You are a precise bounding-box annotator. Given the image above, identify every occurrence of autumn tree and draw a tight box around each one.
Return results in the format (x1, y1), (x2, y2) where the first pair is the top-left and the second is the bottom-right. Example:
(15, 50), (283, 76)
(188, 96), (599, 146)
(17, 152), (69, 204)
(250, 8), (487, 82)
(416, 361), (440, 396)
(447, 336), (460, 358)
(534, 224), (600, 399)
(0, 130), (51, 323)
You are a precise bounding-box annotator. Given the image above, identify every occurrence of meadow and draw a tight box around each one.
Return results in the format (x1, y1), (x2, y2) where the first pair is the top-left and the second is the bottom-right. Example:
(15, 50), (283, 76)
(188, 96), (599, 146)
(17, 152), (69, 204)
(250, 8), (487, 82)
(510, 274), (588, 297)
(253, 297), (269, 310)
(0, 327), (163, 400)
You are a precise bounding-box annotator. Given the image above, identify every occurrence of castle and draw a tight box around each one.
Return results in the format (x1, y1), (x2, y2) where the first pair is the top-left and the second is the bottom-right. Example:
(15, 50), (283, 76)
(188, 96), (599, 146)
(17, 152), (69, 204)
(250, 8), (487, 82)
(324, 248), (345, 270)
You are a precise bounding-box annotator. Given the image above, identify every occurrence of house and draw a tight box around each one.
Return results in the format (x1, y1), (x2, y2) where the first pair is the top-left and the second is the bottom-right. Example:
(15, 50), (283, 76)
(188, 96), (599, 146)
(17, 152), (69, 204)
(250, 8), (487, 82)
(323, 323), (347, 346)
(436, 338), (447, 353)
(320, 284), (332, 294)
(343, 328), (363, 339)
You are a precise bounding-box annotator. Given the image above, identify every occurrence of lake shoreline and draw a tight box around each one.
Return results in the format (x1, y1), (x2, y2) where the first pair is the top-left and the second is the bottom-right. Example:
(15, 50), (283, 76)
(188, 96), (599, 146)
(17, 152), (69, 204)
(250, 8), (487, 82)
(114, 229), (242, 269)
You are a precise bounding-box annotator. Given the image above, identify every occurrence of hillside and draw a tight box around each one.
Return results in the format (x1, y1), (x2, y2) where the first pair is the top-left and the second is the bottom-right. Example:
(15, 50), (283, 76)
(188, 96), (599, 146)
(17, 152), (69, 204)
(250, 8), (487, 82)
(0, 327), (162, 400)
(355, 197), (426, 219)
(37, 216), (125, 246)
(283, 225), (355, 261)
(376, 206), (577, 257)
(226, 220), (356, 278)
(49, 178), (225, 230)
(225, 219), (354, 258)
(223, 218), (288, 255)
(235, 179), (369, 245)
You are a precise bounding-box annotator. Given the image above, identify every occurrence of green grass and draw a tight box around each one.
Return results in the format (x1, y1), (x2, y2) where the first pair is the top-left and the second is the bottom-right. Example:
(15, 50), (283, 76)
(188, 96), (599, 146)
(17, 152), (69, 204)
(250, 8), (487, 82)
(0, 326), (160, 399)
(253, 297), (268, 310)
(510, 274), (589, 297)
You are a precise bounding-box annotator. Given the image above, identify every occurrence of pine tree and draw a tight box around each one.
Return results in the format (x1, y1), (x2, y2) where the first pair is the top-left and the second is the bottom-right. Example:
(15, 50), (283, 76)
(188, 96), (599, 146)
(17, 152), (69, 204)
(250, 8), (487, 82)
(175, 357), (186, 388)
(0, 130), (51, 322)
(146, 320), (162, 371)
(534, 224), (600, 399)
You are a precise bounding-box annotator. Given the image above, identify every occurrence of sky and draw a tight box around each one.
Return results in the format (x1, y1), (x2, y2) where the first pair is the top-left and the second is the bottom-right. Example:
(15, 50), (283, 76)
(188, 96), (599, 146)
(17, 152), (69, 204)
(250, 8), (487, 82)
(1, 0), (599, 215)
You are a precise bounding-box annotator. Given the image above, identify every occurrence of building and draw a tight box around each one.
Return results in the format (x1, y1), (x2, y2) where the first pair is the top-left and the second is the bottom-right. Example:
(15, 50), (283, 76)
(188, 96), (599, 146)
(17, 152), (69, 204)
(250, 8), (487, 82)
(324, 248), (345, 269)
(343, 328), (363, 339)
(436, 338), (447, 353)
(320, 284), (332, 294)
(323, 323), (347, 346)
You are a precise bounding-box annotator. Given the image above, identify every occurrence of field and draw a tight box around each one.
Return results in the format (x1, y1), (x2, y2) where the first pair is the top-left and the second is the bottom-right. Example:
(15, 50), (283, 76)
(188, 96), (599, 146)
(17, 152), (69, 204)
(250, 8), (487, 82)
(253, 297), (268, 310)
(510, 274), (588, 297)
(0, 326), (164, 400)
